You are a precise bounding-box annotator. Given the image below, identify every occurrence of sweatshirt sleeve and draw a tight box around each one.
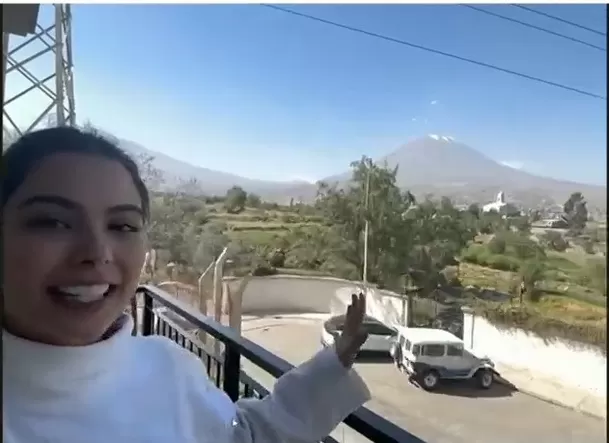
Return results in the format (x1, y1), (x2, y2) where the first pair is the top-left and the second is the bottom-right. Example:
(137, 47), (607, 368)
(231, 345), (371, 443)
(177, 341), (371, 443)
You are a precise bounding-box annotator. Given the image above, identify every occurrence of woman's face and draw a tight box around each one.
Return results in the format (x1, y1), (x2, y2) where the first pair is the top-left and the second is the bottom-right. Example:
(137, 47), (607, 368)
(3, 153), (147, 346)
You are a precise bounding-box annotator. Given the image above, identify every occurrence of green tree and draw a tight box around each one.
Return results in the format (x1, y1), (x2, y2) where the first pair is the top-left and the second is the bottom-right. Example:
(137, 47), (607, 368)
(316, 157), (417, 287)
(315, 157), (475, 291)
(563, 192), (588, 233)
(467, 203), (480, 219)
(246, 193), (262, 208)
(224, 186), (247, 214)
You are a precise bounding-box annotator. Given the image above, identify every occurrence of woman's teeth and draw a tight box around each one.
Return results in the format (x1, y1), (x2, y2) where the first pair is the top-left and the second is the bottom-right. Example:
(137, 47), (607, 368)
(56, 284), (110, 303)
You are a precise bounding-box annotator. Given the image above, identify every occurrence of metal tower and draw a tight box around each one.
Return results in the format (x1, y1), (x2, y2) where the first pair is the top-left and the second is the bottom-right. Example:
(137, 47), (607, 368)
(3, 4), (76, 140)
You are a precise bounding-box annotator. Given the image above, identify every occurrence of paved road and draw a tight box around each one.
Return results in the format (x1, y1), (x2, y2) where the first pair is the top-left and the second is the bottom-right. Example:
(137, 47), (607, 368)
(241, 315), (606, 443)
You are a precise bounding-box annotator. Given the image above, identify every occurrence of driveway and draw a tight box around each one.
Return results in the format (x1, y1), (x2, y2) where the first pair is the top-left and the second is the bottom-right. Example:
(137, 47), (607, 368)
(241, 315), (606, 443)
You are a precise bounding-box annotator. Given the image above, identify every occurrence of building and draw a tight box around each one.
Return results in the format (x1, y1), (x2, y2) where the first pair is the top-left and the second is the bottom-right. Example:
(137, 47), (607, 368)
(482, 191), (520, 216)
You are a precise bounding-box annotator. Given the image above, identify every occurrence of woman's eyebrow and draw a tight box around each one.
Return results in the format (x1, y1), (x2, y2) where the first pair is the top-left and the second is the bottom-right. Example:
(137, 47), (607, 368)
(17, 195), (143, 218)
(17, 195), (78, 210)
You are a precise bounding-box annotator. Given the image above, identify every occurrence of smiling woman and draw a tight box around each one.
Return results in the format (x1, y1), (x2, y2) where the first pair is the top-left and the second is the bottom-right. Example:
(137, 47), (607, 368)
(2, 125), (371, 443)
(2, 127), (149, 347)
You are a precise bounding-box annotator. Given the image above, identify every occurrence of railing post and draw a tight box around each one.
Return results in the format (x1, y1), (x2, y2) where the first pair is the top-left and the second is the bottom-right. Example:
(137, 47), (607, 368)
(142, 291), (154, 336)
(222, 346), (241, 402)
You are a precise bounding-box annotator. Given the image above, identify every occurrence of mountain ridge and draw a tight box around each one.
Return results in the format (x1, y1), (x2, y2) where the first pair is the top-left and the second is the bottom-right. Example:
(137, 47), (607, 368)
(115, 134), (606, 211)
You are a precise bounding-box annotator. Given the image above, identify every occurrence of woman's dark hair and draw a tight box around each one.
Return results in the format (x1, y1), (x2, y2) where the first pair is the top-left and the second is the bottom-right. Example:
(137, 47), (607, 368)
(2, 126), (150, 220)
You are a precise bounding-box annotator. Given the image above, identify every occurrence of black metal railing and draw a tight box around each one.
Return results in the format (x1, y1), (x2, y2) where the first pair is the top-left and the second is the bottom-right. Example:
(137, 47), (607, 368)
(137, 284), (426, 443)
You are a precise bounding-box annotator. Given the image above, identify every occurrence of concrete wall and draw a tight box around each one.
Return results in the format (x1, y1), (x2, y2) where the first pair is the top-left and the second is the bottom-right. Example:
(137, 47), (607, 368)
(224, 275), (407, 328)
(462, 309), (607, 398)
(225, 275), (356, 315)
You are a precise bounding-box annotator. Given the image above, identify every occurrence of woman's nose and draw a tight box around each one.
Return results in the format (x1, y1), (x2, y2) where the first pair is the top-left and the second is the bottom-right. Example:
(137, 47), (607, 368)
(73, 226), (113, 265)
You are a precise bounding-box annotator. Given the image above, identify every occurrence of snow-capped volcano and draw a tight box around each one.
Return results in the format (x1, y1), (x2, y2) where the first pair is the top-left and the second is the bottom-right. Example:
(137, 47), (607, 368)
(428, 134), (455, 143)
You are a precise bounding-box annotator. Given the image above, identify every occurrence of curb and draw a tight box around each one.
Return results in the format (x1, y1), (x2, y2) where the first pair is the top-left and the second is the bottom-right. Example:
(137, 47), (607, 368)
(494, 374), (606, 421)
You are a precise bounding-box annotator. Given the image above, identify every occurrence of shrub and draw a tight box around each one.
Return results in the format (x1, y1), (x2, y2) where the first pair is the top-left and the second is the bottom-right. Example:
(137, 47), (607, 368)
(519, 259), (546, 302)
(280, 214), (300, 224)
(507, 233), (545, 261)
(486, 254), (519, 271)
(488, 235), (506, 254)
(252, 264), (278, 276)
(460, 244), (520, 271)
(268, 249), (286, 268)
(540, 230), (569, 252)
(441, 266), (461, 286)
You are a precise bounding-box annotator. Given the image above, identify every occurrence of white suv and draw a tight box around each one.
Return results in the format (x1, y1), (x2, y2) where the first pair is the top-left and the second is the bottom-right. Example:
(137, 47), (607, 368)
(390, 327), (497, 391)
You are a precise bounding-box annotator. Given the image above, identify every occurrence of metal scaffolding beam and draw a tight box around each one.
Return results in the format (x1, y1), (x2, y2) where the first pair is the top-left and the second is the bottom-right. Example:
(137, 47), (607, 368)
(3, 4), (76, 140)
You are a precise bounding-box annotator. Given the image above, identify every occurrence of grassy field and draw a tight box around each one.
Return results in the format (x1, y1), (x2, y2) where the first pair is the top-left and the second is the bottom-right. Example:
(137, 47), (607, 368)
(460, 243), (606, 350)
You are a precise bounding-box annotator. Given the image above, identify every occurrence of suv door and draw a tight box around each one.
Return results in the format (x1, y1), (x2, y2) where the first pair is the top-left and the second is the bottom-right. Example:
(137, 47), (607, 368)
(444, 344), (472, 377)
(419, 344), (447, 372)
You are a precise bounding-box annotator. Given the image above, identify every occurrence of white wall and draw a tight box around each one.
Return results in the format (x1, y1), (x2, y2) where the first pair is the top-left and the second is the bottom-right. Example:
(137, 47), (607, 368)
(366, 288), (408, 329)
(225, 275), (358, 315)
(463, 309), (607, 397)
(224, 275), (407, 328)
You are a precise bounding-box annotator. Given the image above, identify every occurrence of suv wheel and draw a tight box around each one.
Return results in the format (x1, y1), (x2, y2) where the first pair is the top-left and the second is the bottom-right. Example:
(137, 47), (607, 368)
(476, 369), (494, 389)
(420, 370), (440, 391)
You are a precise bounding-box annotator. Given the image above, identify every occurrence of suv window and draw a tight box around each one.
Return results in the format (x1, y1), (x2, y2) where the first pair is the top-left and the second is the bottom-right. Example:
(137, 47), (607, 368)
(422, 344), (445, 357)
(404, 339), (412, 351)
(447, 345), (463, 356)
(412, 344), (420, 356)
(365, 322), (395, 336)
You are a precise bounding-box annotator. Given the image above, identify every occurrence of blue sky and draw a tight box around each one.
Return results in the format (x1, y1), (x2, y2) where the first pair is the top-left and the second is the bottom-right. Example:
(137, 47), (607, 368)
(5, 4), (607, 185)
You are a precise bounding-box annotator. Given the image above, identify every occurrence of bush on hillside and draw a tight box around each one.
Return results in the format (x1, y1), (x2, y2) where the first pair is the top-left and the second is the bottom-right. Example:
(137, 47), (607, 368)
(461, 244), (520, 271)
(252, 264), (278, 276)
(487, 235), (507, 254)
(519, 259), (546, 302)
(505, 232), (545, 261)
(540, 230), (569, 252)
(268, 249), (286, 268)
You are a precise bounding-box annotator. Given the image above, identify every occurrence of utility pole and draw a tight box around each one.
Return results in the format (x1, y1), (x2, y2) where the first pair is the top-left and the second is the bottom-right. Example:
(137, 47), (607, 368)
(362, 164), (371, 284)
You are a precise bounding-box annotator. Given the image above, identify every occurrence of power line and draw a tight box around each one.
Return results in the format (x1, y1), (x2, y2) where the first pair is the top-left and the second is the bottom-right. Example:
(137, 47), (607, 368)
(512, 5), (606, 37)
(262, 5), (606, 101)
(463, 5), (605, 52)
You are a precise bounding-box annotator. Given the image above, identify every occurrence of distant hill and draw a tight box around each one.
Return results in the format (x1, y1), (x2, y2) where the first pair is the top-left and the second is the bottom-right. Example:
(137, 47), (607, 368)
(116, 134), (606, 211)
(116, 138), (312, 203)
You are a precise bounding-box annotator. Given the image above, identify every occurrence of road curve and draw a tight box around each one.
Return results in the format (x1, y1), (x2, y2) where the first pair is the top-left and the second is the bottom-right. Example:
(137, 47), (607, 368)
(241, 315), (606, 443)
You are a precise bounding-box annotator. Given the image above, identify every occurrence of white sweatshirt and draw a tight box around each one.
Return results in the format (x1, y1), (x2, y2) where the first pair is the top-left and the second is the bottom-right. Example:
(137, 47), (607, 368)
(3, 315), (371, 443)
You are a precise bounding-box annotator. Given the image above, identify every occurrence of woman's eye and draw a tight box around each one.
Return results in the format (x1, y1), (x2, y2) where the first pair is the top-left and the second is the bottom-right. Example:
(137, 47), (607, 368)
(25, 218), (71, 230)
(109, 223), (140, 233)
